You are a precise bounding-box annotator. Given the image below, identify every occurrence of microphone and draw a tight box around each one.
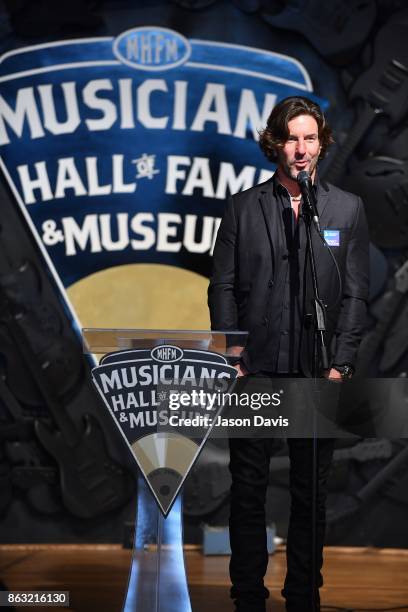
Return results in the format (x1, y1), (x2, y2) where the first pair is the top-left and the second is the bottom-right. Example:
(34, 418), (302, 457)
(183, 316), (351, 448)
(297, 170), (321, 232)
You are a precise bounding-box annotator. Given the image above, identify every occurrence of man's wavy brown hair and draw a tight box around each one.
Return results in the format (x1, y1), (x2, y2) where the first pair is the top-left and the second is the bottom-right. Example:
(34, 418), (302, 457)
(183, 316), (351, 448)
(259, 96), (334, 162)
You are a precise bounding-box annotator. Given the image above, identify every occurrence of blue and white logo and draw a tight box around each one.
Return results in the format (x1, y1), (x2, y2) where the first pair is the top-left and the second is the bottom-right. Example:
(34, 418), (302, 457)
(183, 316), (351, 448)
(324, 230), (340, 247)
(0, 28), (326, 290)
(113, 27), (191, 71)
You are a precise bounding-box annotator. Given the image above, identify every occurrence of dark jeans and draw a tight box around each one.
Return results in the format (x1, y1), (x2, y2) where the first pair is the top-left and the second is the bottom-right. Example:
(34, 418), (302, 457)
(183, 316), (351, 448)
(229, 436), (334, 612)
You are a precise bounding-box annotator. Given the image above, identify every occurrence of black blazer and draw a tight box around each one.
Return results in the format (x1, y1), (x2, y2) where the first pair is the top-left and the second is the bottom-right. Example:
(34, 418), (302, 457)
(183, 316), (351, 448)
(208, 175), (370, 376)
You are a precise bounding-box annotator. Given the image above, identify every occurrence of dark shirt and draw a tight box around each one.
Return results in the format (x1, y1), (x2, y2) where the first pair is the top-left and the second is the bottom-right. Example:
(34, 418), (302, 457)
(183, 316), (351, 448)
(259, 176), (309, 374)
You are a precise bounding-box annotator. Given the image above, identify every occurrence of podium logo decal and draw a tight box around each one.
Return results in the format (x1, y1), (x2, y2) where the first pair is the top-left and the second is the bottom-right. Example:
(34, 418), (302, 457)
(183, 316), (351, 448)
(151, 344), (183, 362)
(91, 345), (237, 515)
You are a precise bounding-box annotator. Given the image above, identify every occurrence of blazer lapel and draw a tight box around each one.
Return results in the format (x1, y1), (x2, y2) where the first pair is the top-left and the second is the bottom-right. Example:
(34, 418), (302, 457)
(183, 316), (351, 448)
(259, 185), (279, 274)
(316, 177), (329, 222)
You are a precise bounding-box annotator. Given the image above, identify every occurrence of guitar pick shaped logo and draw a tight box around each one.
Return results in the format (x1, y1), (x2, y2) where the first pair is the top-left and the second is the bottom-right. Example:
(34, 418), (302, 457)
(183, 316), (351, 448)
(92, 345), (237, 515)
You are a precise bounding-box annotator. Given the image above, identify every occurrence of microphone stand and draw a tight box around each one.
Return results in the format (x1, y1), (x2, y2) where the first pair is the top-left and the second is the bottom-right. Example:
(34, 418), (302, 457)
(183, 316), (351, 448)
(300, 182), (329, 372)
(301, 191), (329, 612)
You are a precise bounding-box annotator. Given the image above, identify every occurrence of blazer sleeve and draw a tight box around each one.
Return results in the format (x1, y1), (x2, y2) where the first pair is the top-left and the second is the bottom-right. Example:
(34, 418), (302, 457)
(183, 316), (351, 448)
(333, 196), (370, 367)
(208, 196), (239, 331)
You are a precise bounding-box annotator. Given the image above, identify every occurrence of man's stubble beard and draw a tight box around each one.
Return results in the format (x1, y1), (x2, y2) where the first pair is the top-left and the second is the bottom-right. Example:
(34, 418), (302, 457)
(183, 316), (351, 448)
(280, 157), (319, 181)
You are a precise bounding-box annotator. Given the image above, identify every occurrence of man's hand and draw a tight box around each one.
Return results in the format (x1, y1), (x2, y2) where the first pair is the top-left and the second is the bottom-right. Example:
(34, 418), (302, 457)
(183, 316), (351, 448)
(227, 346), (248, 377)
(235, 361), (248, 377)
(324, 368), (343, 382)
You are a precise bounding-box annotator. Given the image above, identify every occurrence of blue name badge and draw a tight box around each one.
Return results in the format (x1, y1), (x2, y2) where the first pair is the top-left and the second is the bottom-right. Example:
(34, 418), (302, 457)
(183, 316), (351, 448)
(323, 230), (340, 246)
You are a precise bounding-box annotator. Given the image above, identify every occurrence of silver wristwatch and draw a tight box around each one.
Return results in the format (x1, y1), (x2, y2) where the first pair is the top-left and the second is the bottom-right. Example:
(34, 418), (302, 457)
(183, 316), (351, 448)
(332, 364), (354, 380)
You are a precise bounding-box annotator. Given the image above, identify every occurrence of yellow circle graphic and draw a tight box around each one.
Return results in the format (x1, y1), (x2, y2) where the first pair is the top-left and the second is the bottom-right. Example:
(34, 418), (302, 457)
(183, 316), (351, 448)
(67, 263), (211, 330)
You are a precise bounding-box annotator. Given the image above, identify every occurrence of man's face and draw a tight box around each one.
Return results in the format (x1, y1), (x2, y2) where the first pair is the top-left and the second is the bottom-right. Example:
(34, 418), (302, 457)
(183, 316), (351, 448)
(276, 114), (322, 181)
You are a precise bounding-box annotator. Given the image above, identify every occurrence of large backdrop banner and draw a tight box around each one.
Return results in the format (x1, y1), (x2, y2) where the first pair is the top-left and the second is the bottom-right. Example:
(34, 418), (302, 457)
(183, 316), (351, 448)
(0, 28), (324, 286)
(0, 1), (407, 355)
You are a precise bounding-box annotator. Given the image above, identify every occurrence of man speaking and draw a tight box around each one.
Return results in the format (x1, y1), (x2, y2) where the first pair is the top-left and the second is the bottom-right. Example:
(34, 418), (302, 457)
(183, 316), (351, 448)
(208, 97), (369, 611)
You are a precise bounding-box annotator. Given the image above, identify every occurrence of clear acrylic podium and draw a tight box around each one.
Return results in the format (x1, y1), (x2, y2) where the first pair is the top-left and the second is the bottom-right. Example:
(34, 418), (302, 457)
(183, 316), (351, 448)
(82, 329), (247, 612)
(81, 329), (408, 612)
